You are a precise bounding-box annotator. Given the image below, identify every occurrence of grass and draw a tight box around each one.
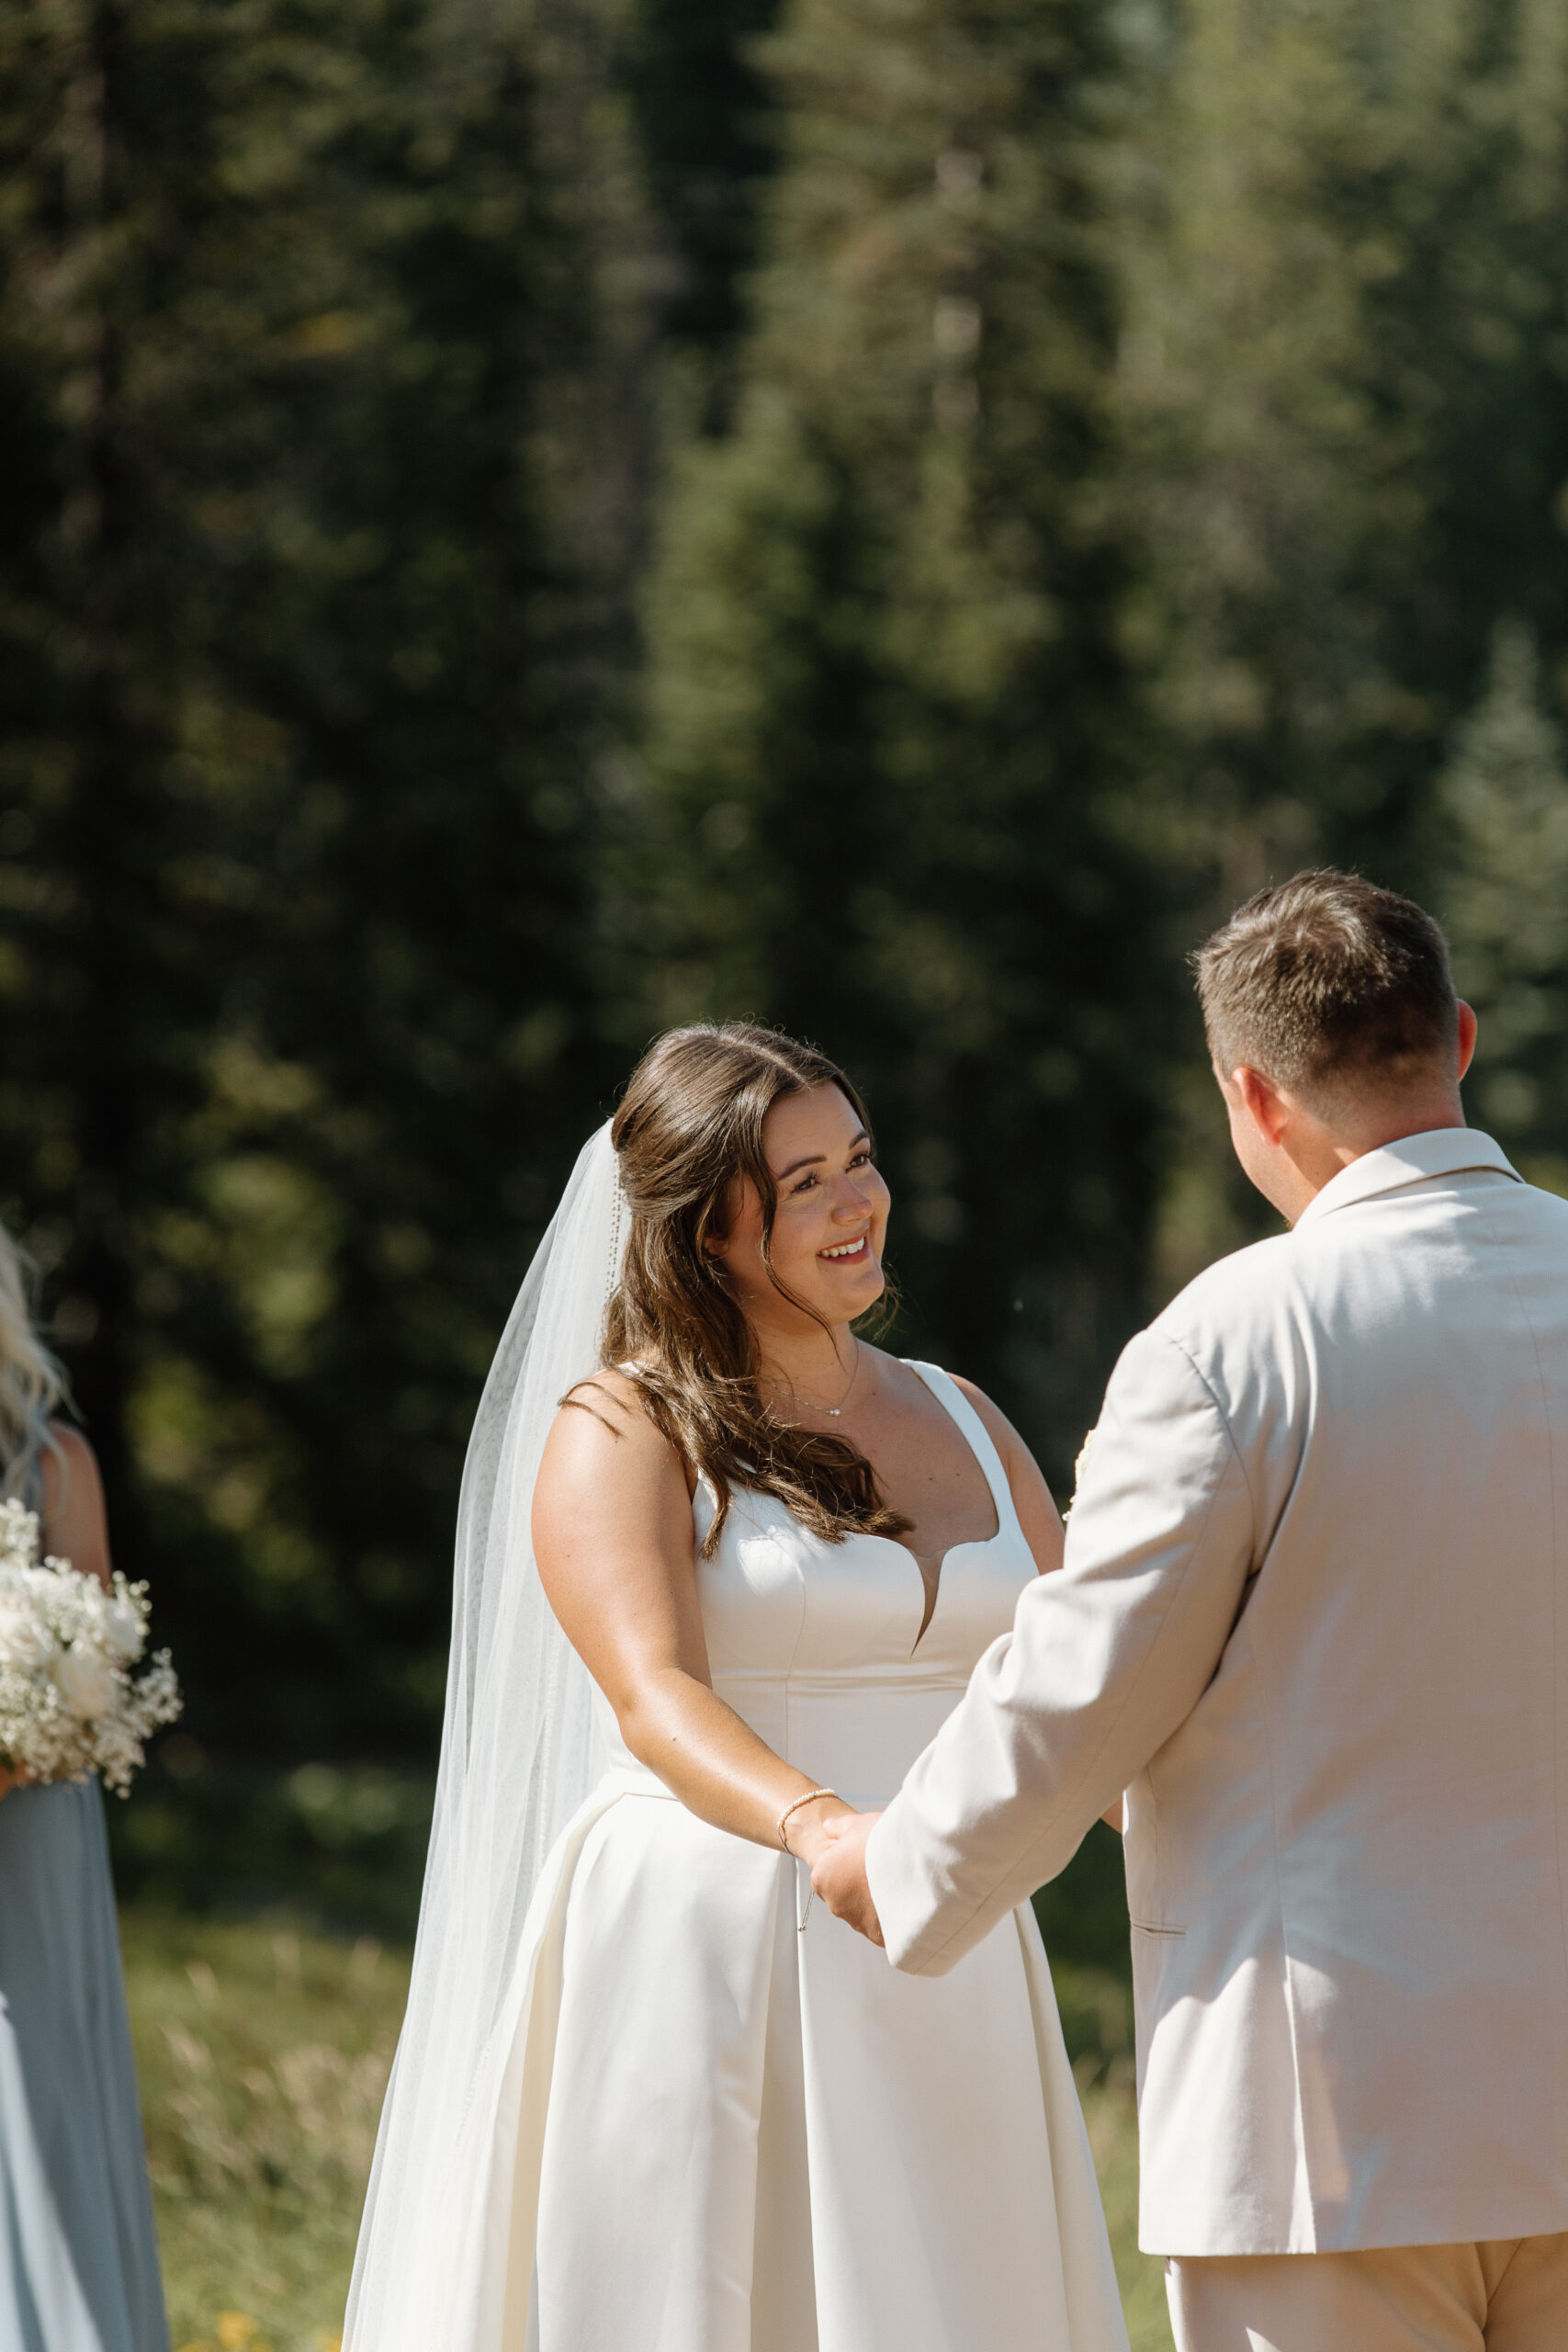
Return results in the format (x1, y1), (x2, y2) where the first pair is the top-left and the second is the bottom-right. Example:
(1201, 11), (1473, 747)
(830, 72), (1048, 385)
(121, 1912), (407, 2352)
(1077, 2075), (1174, 2349)
(121, 1907), (1171, 2352)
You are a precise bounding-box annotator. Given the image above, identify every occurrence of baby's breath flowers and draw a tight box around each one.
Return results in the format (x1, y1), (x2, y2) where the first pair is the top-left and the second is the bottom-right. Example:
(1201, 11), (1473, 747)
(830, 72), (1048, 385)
(0, 1497), (181, 1794)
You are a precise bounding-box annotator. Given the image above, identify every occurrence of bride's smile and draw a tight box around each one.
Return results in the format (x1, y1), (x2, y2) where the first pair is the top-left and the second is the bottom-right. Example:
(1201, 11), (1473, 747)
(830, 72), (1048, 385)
(705, 1080), (891, 1345)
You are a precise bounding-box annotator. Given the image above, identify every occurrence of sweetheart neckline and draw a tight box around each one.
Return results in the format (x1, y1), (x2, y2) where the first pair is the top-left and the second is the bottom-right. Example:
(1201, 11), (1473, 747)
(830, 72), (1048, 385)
(698, 1462), (1017, 1652)
(860, 1516), (1004, 1652)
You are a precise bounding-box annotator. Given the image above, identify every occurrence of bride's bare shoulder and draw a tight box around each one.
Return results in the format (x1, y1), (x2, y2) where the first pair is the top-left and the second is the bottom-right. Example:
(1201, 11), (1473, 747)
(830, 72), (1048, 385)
(944, 1371), (1024, 1458)
(861, 1346), (926, 1398)
(558, 1363), (651, 1430)
(870, 1351), (1012, 1448)
(541, 1363), (695, 1503)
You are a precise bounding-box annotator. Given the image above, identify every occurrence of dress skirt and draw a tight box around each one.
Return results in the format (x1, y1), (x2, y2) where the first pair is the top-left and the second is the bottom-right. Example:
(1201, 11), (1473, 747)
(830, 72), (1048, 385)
(492, 1774), (1126, 2352)
(369, 1370), (1131, 2352)
(0, 1781), (170, 2352)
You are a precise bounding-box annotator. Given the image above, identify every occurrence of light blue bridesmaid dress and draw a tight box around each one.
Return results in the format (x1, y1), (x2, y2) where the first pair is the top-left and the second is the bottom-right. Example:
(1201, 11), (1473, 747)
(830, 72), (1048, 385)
(0, 1775), (170, 2351)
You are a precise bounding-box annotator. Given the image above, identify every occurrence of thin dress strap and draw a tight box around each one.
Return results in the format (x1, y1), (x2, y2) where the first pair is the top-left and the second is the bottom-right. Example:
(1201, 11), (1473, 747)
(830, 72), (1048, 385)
(902, 1361), (1021, 1540)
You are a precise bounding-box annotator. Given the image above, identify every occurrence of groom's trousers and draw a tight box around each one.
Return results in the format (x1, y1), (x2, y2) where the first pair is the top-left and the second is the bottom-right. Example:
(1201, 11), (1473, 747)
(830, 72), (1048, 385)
(1167, 2233), (1568, 2351)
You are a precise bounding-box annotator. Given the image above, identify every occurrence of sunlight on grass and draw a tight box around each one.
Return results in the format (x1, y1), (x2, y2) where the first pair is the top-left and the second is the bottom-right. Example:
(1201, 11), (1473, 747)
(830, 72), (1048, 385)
(121, 1914), (405, 2352)
(122, 1911), (1171, 2351)
(1081, 2068), (1174, 2352)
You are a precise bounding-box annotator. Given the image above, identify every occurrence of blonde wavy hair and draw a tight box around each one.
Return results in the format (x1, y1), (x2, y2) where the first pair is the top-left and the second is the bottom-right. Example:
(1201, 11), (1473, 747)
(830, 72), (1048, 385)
(0, 1219), (67, 1501)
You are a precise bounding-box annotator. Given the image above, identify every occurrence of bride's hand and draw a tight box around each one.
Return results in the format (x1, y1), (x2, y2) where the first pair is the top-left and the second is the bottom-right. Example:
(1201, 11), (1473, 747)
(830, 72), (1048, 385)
(781, 1793), (858, 1871)
(810, 1811), (885, 1945)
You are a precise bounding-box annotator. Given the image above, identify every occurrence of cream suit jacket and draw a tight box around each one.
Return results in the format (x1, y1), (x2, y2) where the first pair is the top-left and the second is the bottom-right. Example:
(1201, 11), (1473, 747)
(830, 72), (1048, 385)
(866, 1129), (1568, 2256)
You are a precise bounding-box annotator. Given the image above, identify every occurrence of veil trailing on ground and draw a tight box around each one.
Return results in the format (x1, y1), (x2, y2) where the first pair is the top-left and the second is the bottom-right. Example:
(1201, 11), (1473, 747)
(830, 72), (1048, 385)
(344, 1123), (627, 2352)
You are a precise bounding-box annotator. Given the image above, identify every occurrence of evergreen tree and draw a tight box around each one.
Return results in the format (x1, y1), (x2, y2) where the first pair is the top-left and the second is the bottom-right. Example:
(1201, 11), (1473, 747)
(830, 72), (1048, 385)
(12, 0), (1568, 1756)
(1438, 618), (1568, 1188)
(1110, 0), (1568, 1283)
(633, 0), (1163, 1470)
(0, 0), (646, 1747)
(1125, 0), (1568, 895)
(625, 0), (784, 370)
(0, 0), (246, 1566)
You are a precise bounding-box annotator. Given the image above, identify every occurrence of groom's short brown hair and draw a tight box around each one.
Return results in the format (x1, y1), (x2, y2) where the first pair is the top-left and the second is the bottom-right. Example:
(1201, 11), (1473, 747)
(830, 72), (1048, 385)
(1195, 871), (1458, 1099)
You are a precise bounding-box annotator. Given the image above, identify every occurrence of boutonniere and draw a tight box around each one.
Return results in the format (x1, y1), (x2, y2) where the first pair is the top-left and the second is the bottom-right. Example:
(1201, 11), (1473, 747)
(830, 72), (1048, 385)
(1064, 1424), (1099, 1521)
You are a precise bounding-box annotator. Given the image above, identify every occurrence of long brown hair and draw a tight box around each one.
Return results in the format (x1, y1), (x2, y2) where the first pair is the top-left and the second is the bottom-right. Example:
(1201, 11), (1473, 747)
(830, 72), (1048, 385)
(601, 1023), (910, 1555)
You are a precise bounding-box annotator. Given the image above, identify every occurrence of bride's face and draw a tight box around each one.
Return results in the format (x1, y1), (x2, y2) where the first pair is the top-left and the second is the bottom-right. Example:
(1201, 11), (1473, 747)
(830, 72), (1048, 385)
(709, 1083), (890, 1333)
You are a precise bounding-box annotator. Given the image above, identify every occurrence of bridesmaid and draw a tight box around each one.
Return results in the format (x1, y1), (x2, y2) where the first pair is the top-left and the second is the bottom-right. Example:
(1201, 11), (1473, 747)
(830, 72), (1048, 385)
(0, 1219), (170, 2352)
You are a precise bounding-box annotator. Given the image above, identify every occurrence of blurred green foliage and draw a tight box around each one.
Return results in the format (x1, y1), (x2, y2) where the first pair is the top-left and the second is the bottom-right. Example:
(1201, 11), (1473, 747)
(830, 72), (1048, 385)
(122, 1909), (405, 2349)
(629, 0), (1171, 1471)
(0, 0), (643, 1747)
(110, 1740), (434, 1939)
(2, 0), (1567, 1758)
(1437, 619), (1568, 1195)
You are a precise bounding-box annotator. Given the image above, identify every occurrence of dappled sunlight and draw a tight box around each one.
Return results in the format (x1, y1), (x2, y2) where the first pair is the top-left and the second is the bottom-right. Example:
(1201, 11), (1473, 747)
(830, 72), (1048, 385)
(123, 1915), (406, 2352)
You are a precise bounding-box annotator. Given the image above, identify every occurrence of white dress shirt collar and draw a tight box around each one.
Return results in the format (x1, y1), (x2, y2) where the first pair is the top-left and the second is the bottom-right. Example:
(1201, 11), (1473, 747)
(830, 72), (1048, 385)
(1293, 1126), (1520, 1230)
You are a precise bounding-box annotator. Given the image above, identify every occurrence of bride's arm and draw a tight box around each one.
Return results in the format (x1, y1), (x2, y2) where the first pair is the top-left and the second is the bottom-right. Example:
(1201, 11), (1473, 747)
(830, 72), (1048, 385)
(949, 1376), (1122, 1833)
(532, 1372), (854, 1866)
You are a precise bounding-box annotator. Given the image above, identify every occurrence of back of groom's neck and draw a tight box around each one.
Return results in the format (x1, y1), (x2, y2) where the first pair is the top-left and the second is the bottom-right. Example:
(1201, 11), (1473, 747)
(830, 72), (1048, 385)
(1324, 1091), (1468, 1161)
(1276, 1092), (1467, 1226)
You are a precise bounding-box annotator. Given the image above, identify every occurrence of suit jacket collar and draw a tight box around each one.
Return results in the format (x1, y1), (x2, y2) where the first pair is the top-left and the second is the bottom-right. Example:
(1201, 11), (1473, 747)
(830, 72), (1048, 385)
(1293, 1127), (1520, 1230)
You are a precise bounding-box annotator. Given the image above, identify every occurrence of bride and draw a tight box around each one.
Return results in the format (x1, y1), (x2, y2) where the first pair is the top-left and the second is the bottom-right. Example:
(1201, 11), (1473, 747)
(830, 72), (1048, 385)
(345, 1023), (1128, 2352)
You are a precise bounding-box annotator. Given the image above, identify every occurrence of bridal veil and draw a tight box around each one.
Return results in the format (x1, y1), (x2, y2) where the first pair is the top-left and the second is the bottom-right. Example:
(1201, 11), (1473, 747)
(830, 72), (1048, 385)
(344, 1123), (626, 2351)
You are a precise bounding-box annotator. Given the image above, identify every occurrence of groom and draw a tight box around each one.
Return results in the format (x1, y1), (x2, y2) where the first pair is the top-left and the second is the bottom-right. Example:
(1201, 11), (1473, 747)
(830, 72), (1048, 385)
(815, 871), (1568, 2349)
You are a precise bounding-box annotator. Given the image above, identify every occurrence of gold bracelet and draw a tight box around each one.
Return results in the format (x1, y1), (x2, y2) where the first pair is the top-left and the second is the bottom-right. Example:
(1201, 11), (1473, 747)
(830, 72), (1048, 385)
(777, 1788), (839, 1852)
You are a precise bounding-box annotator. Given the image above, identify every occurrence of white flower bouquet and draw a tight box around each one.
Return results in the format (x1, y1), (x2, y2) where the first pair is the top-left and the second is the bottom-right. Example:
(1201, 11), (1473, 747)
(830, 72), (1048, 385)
(0, 1498), (182, 1795)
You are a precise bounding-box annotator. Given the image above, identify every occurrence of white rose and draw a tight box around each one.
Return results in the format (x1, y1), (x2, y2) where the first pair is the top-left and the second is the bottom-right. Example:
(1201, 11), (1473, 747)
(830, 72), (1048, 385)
(51, 1645), (118, 1720)
(0, 1597), (55, 1670)
(102, 1600), (144, 1664)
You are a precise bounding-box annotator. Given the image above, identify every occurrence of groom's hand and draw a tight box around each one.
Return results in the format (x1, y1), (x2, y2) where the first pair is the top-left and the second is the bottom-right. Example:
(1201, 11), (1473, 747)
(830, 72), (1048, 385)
(811, 1810), (885, 1945)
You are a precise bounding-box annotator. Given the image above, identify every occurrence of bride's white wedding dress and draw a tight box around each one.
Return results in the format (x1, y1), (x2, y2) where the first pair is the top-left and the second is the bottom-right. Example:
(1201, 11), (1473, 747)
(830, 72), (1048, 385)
(493, 1363), (1127, 2350)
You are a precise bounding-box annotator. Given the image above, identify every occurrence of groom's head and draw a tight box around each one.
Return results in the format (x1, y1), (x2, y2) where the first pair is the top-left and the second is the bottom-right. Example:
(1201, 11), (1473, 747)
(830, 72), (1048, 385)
(1195, 871), (1477, 1220)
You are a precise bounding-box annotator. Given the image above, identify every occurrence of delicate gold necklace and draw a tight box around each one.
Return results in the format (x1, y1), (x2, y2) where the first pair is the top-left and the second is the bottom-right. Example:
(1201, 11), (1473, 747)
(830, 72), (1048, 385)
(785, 1337), (863, 1419)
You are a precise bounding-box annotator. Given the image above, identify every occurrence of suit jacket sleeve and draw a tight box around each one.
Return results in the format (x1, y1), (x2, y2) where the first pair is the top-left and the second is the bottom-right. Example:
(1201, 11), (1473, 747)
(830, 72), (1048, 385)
(865, 1329), (1258, 1974)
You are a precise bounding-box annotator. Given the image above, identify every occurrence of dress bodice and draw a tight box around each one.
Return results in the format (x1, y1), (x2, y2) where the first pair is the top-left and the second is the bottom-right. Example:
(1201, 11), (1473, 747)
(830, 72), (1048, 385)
(599, 1361), (1039, 1805)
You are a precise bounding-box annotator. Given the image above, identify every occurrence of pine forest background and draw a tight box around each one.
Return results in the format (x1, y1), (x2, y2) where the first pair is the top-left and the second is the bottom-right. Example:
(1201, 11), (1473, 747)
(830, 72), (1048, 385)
(6, 0), (1568, 1795)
